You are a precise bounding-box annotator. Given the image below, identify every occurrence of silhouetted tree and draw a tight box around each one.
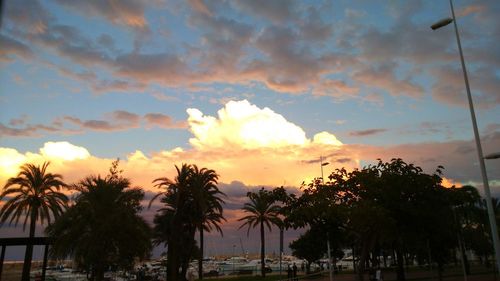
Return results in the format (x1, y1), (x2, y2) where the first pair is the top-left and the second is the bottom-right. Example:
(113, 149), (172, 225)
(284, 158), (465, 281)
(290, 226), (326, 274)
(239, 188), (282, 277)
(0, 162), (68, 281)
(151, 164), (225, 281)
(46, 160), (151, 281)
(150, 164), (193, 281)
(190, 165), (225, 280)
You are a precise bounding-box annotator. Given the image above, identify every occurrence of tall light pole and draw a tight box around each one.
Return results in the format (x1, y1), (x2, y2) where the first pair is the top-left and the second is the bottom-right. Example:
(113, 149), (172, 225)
(232, 244), (236, 274)
(431, 0), (500, 272)
(320, 156), (333, 281)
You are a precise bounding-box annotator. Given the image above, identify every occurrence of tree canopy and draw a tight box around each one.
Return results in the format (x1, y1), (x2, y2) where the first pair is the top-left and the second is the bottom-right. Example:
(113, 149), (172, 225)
(150, 163), (225, 281)
(280, 158), (490, 281)
(46, 160), (151, 281)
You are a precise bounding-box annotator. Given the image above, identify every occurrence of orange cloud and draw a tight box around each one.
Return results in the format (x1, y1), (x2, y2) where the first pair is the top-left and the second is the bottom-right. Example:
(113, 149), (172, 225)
(53, 0), (148, 30)
(442, 177), (463, 188)
(0, 101), (350, 192)
(187, 100), (317, 149)
(457, 5), (486, 17)
(2, 100), (495, 196)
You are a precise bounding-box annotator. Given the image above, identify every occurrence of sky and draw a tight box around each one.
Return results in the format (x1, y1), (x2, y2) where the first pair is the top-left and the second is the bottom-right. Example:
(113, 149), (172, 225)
(0, 0), (499, 260)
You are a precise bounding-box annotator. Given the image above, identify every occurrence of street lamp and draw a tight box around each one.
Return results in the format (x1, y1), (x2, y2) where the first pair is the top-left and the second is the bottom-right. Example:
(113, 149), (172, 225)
(484, 152), (500, 160)
(320, 156), (330, 184)
(320, 156), (333, 281)
(431, 0), (500, 272)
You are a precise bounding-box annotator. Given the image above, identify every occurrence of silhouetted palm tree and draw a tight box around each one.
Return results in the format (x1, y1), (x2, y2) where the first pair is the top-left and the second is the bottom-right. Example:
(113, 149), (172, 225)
(46, 169), (151, 281)
(150, 164), (194, 281)
(150, 164), (226, 280)
(191, 165), (226, 280)
(239, 188), (281, 277)
(0, 162), (68, 281)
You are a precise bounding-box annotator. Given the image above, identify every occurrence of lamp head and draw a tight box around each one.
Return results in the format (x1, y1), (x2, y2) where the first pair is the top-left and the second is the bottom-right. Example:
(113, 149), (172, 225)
(484, 152), (500, 160)
(322, 162), (330, 166)
(431, 18), (453, 30)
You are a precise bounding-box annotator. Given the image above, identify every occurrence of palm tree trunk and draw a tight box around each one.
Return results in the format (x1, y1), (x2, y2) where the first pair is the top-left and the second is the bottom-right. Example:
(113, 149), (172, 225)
(260, 220), (266, 277)
(199, 227), (204, 280)
(167, 241), (180, 281)
(21, 211), (37, 281)
(94, 265), (105, 281)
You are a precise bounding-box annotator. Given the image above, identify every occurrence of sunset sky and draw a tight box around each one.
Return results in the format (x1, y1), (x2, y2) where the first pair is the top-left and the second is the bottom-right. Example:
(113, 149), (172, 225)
(1, 0), (499, 259)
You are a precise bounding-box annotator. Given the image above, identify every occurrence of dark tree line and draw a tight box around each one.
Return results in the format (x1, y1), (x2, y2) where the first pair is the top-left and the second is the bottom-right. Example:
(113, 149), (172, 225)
(277, 158), (497, 281)
(1, 158), (497, 281)
(0, 161), (226, 281)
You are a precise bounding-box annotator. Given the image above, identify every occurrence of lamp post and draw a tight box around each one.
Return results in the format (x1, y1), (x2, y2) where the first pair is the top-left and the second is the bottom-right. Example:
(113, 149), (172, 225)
(232, 244), (236, 274)
(431, 0), (500, 272)
(279, 226), (284, 277)
(320, 156), (333, 281)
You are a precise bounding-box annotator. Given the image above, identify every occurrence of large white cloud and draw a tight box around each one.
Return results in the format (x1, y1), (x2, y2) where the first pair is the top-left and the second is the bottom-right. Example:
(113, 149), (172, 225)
(187, 100), (317, 149)
(40, 141), (90, 161)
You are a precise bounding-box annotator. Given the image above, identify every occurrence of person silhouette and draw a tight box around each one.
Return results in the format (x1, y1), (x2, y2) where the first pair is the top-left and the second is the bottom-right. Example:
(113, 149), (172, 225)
(293, 263), (298, 281)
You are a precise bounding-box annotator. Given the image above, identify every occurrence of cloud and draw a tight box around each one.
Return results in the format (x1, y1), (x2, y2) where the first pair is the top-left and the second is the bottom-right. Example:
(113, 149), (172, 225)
(2, 0), (498, 112)
(61, 111), (178, 132)
(0, 123), (63, 137)
(457, 5), (486, 17)
(249, 25), (334, 93)
(53, 0), (148, 30)
(144, 113), (187, 129)
(6, 100), (495, 191)
(2, 111), (185, 138)
(34, 24), (113, 68)
(312, 79), (359, 99)
(0, 0), (458, 105)
(0, 34), (33, 62)
(298, 5), (333, 42)
(0, 101), (348, 189)
(2, 117), (497, 193)
(3, 0), (52, 35)
(1, 102), (499, 254)
(90, 3), (350, 96)
(431, 66), (500, 109)
(114, 52), (192, 84)
(187, 0), (213, 17)
(0, 148), (27, 176)
(40, 142), (90, 161)
(232, 0), (297, 24)
(8, 115), (29, 126)
(355, 12), (455, 65)
(187, 100), (324, 149)
(62, 111), (140, 132)
(0, 142), (92, 179)
(399, 121), (455, 139)
(349, 129), (388, 137)
(353, 63), (424, 99)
